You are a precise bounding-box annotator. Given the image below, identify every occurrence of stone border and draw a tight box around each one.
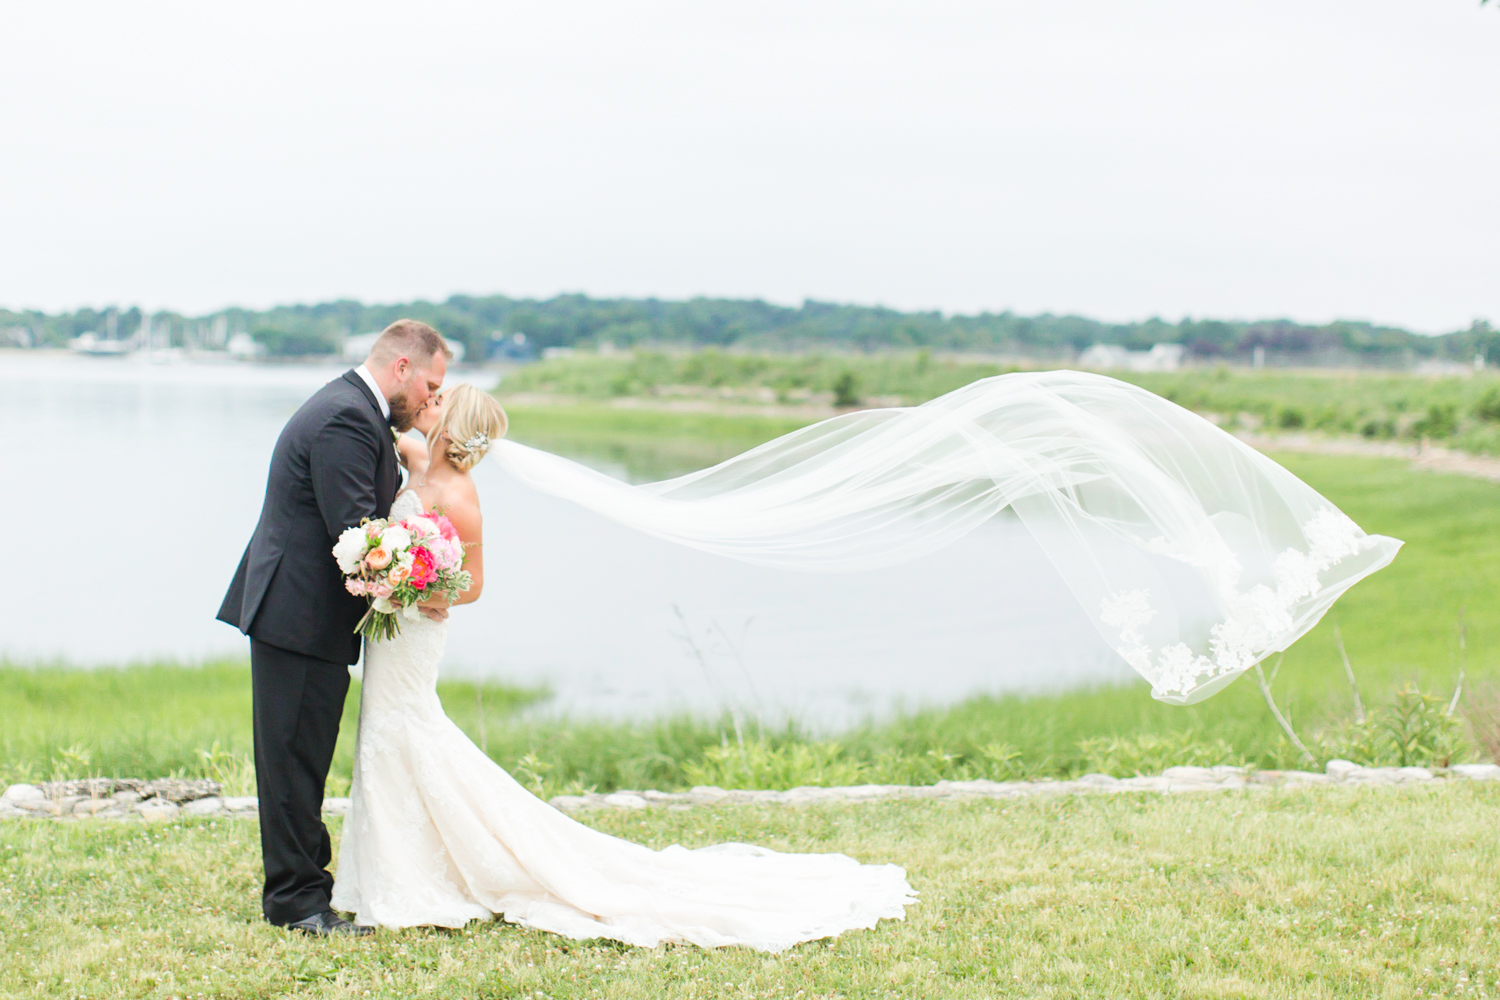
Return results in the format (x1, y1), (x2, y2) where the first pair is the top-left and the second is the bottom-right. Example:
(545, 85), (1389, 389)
(3, 761), (1496, 821)
(548, 760), (1500, 811)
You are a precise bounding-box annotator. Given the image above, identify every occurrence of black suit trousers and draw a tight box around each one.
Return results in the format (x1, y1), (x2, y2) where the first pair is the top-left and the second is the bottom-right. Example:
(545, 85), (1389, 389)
(250, 638), (351, 925)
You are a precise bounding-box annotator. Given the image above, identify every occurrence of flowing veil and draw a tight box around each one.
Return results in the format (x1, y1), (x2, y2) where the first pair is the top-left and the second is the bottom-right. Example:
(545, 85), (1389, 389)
(492, 370), (1400, 705)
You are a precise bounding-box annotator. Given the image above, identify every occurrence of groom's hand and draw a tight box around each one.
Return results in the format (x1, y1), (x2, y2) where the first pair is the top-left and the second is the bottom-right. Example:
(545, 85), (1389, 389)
(419, 606), (449, 623)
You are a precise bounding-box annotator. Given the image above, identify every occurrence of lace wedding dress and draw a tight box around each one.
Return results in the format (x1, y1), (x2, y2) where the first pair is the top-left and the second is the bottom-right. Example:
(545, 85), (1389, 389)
(329, 490), (915, 949)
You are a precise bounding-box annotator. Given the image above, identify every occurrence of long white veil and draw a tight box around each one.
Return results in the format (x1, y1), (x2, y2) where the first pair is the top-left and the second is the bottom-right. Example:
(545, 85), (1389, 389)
(491, 370), (1400, 705)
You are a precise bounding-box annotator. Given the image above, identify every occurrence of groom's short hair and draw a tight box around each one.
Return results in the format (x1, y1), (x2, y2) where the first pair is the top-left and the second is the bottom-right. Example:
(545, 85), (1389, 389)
(369, 319), (453, 367)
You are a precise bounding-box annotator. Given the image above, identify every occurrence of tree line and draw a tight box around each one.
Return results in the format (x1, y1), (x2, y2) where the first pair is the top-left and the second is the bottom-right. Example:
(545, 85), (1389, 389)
(2, 294), (1495, 364)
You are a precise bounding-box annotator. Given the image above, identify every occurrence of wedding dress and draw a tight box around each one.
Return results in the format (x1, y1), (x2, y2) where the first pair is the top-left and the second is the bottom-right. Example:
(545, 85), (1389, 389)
(330, 490), (915, 947)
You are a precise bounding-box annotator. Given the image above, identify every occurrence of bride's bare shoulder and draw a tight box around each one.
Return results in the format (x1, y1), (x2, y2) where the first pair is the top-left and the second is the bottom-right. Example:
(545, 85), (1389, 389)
(430, 475), (482, 528)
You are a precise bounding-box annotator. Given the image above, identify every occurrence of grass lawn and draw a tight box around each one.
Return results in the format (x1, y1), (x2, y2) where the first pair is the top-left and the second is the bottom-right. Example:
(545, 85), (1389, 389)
(2, 786), (1497, 999)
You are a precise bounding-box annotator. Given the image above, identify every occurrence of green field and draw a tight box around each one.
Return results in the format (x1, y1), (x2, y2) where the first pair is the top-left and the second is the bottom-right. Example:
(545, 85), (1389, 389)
(501, 351), (1500, 454)
(3, 787), (1497, 999)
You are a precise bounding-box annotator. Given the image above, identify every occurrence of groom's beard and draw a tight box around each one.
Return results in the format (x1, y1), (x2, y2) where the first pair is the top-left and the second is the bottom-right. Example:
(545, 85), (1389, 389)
(387, 390), (420, 432)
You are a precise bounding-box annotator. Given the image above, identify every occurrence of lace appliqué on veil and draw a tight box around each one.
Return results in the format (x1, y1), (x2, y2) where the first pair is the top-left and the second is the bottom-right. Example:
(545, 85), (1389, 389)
(1102, 508), (1365, 700)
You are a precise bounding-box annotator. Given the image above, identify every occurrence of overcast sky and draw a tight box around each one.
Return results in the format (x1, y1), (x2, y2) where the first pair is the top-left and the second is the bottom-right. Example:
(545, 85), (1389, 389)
(1, 1), (1496, 332)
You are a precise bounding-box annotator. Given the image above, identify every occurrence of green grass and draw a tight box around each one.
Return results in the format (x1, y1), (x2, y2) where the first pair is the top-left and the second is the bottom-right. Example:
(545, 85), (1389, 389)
(500, 350), (1500, 454)
(3, 787), (1498, 998)
(502, 404), (811, 482)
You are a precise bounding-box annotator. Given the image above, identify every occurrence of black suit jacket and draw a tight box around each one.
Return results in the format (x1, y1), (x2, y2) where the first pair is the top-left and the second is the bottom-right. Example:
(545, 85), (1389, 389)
(218, 371), (400, 664)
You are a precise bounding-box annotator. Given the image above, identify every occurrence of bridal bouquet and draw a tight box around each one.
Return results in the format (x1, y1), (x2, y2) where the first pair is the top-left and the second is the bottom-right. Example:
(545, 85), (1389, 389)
(333, 512), (471, 641)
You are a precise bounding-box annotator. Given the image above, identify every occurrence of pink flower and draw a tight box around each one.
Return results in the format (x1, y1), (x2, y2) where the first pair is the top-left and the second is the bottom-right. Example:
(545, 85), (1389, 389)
(432, 515), (460, 543)
(408, 547), (437, 590)
(344, 578), (367, 596)
(372, 583), (394, 599)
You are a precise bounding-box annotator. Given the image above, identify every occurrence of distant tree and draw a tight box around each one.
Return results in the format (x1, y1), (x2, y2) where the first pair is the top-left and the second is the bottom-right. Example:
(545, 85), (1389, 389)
(832, 370), (861, 408)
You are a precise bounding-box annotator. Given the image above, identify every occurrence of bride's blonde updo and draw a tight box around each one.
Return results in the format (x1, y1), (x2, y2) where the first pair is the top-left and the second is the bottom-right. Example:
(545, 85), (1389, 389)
(427, 383), (508, 473)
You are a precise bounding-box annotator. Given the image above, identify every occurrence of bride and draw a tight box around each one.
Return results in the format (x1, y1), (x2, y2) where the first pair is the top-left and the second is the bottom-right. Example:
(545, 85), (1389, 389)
(329, 383), (917, 948)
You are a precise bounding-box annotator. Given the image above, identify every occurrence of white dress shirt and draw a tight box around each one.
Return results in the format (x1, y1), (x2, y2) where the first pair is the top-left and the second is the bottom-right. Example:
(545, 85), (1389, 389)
(354, 364), (391, 421)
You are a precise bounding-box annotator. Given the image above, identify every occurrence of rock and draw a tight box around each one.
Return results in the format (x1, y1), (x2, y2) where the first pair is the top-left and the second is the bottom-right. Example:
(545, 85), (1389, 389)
(1162, 766), (1215, 781)
(1325, 759), (1362, 779)
(3, 784), (44, 803)
(73, 799), (119, 816)
(322, 798), (351, 816)
(17, 798), (66, 815)
(222, 796), (259, 814)
(1248, 771), (1285, 785)
(1078, 773), (1121, 788)
(548, 795), (594, 812)
(140, 779), (222, 804)
(1397, 767), (1434, 782)
(1281, 770), (1332, 785)
(1451, 763), (1500, 781)
(943, 780), (1019, 798)
(182, 797), (224, 817)
(643, 790), (692, 803)
(137, 800), (180, 821)
(688, 786), (729, 803)
(39, 778), (142, 800)
(602, 792), (648, 809)
(0, 802), (23, 819)
(112, 791), (142, 806)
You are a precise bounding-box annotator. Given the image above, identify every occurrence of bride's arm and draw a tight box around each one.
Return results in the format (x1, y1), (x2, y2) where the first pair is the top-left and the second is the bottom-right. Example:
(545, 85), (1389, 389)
(420, 481), (484, 608)
(396, 432), (429, 481)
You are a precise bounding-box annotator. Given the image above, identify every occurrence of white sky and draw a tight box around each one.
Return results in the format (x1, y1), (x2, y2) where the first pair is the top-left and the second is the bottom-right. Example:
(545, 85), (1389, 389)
(1, 1), (1496, 332)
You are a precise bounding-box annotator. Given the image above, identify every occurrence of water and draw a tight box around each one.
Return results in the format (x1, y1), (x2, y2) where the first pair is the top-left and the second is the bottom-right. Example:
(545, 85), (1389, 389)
(1, 353), (1128, 725)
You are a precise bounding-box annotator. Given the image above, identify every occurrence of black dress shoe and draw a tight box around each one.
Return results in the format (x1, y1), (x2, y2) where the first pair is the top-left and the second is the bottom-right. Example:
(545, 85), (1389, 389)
(286, 911), (374, 937)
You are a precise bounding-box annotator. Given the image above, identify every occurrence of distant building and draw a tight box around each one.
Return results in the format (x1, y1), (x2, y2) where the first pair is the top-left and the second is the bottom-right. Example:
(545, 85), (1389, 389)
(1078, 343), (1184, 373)
(227, 332), (265, 358)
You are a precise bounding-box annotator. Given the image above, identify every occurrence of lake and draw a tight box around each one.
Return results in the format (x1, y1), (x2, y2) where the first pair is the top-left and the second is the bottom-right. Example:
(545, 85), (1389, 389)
(1, 352), (1127, 726)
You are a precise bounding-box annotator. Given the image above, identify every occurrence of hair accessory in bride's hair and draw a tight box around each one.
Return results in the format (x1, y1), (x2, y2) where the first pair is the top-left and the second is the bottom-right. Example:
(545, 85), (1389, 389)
(461, 431), (490, 452)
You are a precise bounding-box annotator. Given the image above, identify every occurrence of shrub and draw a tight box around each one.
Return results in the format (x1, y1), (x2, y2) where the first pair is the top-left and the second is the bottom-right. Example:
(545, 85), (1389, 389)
(1276, 407), (1306, 429)
(832, 370), (862, 408)
(1410, 404), (1458, 439)
(1475, 387), (1500, 423)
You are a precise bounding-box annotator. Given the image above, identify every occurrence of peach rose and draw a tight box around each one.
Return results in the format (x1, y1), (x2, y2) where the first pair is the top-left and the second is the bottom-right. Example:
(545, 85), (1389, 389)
(365, 546), (393, 570)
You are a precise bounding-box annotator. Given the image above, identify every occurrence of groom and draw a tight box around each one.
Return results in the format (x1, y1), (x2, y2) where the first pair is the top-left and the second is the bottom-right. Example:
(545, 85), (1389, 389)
(218, 319), (451, 936)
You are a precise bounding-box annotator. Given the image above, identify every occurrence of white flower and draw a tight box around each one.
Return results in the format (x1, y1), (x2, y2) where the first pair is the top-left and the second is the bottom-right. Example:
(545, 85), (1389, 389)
(406, 516), (438, 538)
(380, 526), (412, 552)
(400, 604), (422, 622)
(332, 526), (368, 574)
(372, 596), (395, 614)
